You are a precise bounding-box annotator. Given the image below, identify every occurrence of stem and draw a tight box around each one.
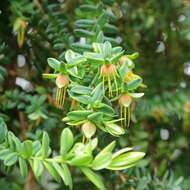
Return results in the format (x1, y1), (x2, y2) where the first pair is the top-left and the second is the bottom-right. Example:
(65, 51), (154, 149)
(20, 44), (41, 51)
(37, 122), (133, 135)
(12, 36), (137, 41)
(24, 168), (36, 190)
(18, 111), (26, 140)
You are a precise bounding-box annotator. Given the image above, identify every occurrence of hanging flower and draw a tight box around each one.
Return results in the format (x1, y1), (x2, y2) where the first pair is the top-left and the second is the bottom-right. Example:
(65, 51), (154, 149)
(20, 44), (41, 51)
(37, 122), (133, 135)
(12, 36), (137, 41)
(119, 92), (144, 127)
(119, 93), (133, 127)
(81, 121), (96, 139)
(100, 63), (118, 97)
(55, 74), (70, 109)
(14, 18), (27, 48)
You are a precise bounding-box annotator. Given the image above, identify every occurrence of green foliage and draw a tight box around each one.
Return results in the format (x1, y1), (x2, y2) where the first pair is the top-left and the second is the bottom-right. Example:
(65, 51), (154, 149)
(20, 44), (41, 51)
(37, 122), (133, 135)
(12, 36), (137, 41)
(0, 118), (144, 189)
(0, 0), (189, 189)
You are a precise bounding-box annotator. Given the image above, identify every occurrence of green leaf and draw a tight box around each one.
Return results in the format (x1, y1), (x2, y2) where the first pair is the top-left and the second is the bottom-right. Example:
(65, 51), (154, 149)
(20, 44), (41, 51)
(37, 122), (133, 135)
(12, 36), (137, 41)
(87, 112), (103, 124)
(85, 138), (98, 153)
(42, 73), (58, 79)
(0, 118), (8, 143)
(53, 162), (71, 187)
(47, 58), (61, 71)
(108, 152), (145, 168)
(98, 141), (116, 154)
(0, 66), (8, 77)
(84, 52), (104, 64)
(126, 52), (139, 59)
(0, 149), (11, 159)
(71, 43), (93, 53)
(59, 62), (67, 73)
(60, 128), (74, 156)
(4, 152), (18, 166)
(41, 132), (50, 158)
(110, 51), (124, 62)
(69, 154), (93, 166)
(105, 123), (125, 136)
(119, 63), (129, 79)
(91, 83), (104, 102)
(93, 103), (115, 119)
(65, 50), (81, 62)
(112, 46), (123, 54)
(80, 5), (96, 12)
(112, 147), (133, 159)
(66, 57), (87, 68)
(127, 78), (142, 90)
(128, 93), (144, 98)
(74, 29), (94, 38)
(33, 159), (44, 179)
(43, 161), (61, 183)
(19, 157), (28, 178)
(66, 110), (93, 121)
(104, 24), (118, 34)
(12, 135), (22, 152)
(106, 163), (136, 170)
(103, 41), (112, 57)
(75, 19), (95, 28)
(32, 141), (41, 155)
(80, 167), (106, 190)
(96, 32), (104, 43)
(61, 164), (73, 190)
(70, 85), (92, 95)
(7, 132), (15, 151)
(68, 91), (92, 104)
(21, 140), (33, 159)
(92, 152), (112, 170)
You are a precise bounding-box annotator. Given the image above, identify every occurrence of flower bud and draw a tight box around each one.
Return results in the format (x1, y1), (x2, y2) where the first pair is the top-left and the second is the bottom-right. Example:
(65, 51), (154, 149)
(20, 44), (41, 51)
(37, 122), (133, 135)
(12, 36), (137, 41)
(119, 56), (127, 65)
(56, 74), (69, 88)
(100, 64), (117, 77)
(119, 93), (132, 107)
(82, 121), (96, 139)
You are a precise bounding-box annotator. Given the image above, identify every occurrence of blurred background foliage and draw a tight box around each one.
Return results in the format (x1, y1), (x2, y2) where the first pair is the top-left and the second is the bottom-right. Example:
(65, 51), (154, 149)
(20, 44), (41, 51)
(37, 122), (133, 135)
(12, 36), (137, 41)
(0, 0), (190, 189)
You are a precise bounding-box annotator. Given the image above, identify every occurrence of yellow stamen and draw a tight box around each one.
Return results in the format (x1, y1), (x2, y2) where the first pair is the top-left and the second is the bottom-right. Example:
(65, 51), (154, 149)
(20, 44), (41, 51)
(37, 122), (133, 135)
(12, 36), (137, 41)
(55, 88), (60, 108)
(127, 106), (131, 127)
(108, 76), (112, 97)
(120, 105), (123, 127)
(113, 75), (118, 96)
(102, 76), (105, 94)
(124, 106), (127, 127)
(61, 87), (67, 108)
(55, 87), (66, 109)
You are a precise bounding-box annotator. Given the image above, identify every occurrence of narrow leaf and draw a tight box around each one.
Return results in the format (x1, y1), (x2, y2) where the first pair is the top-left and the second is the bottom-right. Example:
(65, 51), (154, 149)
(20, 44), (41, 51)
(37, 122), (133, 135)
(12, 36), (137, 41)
(80, 167), (106, 190)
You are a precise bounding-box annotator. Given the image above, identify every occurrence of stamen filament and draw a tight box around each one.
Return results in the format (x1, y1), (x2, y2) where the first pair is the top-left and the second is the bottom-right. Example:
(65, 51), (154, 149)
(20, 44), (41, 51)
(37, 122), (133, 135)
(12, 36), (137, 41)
(127, 106), (131, 127)
(120, 105), (123, 127)
(124, 106), (127, 127)
(102, 76), (105, 95)
(61, 87), (67, 109)
(113, 75), (118, 96)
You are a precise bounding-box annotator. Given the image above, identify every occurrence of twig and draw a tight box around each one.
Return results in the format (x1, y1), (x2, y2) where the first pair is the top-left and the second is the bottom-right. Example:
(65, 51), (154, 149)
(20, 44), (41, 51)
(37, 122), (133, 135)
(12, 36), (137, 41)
(18, 111), (27, 140)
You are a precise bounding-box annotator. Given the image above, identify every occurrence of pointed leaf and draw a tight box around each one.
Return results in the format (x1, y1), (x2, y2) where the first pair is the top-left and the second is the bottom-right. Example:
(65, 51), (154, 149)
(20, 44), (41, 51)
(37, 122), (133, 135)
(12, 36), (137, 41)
(60, 128), (74, 156)
(80, 167), (106, 190)
(19, 157), (28, 178)
(4, 152), (18, 166)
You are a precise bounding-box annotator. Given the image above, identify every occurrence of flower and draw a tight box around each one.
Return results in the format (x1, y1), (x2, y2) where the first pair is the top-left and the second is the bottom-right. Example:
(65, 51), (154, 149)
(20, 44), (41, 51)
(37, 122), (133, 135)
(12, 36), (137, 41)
(124, 71), (140, 83)
(119, 93), (133, 107)
(55, 74), (70, 109)
(56, 74), (70, 88)
(119, 93), (133, 128)
(82, 121), (96, 139)
(100, 64), (118, 97)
